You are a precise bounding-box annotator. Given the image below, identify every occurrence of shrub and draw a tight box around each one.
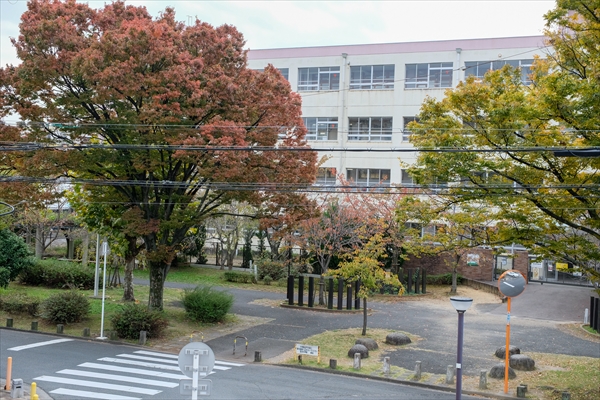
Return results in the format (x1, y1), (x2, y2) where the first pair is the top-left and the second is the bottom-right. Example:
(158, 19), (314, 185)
(111, 303), (168, 339)
(263, 275), (272, 285)
(181, 286), (233, 323)
(19, 259), (96, 289)
(42, 291), (90, 324)
(0, 229), (34, 288)
(256, 259), (288, 280)
(426, 273), (463, 285)
(223, 271), (256, 284)
(0, 293), (40, 316)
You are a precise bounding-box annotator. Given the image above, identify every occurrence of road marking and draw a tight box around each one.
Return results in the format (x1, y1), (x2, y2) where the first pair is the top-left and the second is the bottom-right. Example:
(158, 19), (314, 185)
(212, 365), (231, 370)
(97, 357), (182, 371)
(8, 338), (73, 351)
(56, 369), (178, 388)
(78, 362), (186, 379)
(215, 360), (245, 367)
(134, 350), (177, 359)
(50, 388), (140, 400)
(116, 354), (179, 364)
(34, 376), (161, 395)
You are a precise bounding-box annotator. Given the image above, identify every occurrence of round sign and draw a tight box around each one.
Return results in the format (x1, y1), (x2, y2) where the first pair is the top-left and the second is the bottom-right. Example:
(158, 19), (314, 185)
(178, 342), (215, 378)
(498, 270), (526, 298)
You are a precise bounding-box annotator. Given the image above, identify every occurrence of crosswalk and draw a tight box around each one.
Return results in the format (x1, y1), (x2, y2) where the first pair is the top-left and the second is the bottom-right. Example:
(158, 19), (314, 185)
(34, 350), (244, 399)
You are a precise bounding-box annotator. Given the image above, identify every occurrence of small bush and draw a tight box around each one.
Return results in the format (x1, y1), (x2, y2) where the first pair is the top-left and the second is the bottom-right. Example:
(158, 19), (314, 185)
(426, 273), (463, 285)
(181, 286), (234, 323)
(42, 291), (90, 324)
(0, 293), (40, 316)
(19, 259), (96, 289)
(111, 303), (168, 339)
(263, 275), (272, 285)
(223, 271), (256, 284)
(256, 259), (288, 281)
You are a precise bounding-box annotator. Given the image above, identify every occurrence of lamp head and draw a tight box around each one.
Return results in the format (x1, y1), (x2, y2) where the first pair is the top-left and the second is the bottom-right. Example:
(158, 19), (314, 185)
(450, 296), (473, 312)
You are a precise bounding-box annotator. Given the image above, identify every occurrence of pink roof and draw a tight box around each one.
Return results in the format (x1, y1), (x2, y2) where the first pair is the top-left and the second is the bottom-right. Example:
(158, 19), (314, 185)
(248, 36), (548, 60)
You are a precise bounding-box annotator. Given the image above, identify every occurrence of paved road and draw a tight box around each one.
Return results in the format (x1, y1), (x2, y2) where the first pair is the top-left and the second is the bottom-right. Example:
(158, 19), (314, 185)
(0, 330), (484, 400)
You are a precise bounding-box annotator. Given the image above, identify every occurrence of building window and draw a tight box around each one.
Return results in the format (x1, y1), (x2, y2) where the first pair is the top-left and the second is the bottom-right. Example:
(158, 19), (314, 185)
(402, 117), (419, 142)
(401, 169), (415, 186)
(346, 168), (391, 189)
(303, 117), (338, 141)
(405, 62), (453, 89)
(350, 65), (395, 89)
(277, 68), (289, 81)
(316, 168), (337, 186)
(348, 117), (393, 141)
(298, 67), (340, 91)
(464, 59), (534, 84)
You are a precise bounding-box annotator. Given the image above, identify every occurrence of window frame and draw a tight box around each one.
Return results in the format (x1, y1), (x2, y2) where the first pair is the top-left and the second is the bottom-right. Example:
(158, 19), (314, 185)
(350, 64), (395, 90)
(316, 167), (337, 186)
(303, 117), (339, 141)
(405, 62), (453, 89)
(298, 66), (340, 91)
(464, 59), (534, 84)
(348, 117), (393, 141)
(346, 168), (391, 190)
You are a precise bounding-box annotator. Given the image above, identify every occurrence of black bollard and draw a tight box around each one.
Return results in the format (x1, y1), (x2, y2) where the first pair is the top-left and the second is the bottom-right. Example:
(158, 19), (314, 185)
(407, 269), (413, 293)
(415, 269), (420, 294)
(347, 284), (353, 310)
(422, 269), (427, 294)
(594, 298), (600, 331)
(308, 277), (315, 308)
(288, 276), (294, 305)
(298, 276), (304, 307)
(337, 278), (344, 310)
(354, 280), (361, 310)
(328, 278), (334, 309)
(590, 296), (596, 328)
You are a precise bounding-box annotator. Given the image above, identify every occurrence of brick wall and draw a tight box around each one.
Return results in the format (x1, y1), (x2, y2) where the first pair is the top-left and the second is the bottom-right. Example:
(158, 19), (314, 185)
(402, 248), (529, 282)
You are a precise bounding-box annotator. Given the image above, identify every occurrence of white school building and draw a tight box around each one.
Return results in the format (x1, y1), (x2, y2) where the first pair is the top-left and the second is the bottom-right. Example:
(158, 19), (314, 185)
(247, 36), (548, 188)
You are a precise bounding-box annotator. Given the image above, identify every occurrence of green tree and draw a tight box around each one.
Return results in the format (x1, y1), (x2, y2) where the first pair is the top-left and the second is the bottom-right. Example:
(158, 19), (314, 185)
(334, 233), (403, 335)
(396, 197), (503, 294)
(407, 1), (600, 288)
(0, 228), (34, 288)
(1, 0), (317, 309)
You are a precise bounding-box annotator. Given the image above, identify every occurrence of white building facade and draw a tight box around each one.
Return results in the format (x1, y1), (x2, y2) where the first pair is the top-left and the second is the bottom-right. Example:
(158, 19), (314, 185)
(248, 36), (547, 188)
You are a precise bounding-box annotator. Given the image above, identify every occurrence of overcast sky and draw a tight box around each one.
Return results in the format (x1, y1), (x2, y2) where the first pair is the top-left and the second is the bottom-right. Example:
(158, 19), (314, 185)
(1, 0), (555, 66)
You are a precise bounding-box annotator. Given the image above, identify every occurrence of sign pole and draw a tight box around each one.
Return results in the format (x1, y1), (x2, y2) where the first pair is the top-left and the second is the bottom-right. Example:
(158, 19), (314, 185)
(504, 297), (511, 394)
(98, 241), (108, 339)
(192, 352), (199, 400)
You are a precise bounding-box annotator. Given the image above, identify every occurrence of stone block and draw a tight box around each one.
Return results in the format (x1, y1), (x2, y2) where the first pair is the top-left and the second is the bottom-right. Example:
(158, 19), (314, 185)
(348, 344), (369, 359)
(489, 363), (516, 379)
(510, 354), (535, 371)
(385, 332), (411, 345)
(495, 345), (520, 359)
(355, 338), (378, 350)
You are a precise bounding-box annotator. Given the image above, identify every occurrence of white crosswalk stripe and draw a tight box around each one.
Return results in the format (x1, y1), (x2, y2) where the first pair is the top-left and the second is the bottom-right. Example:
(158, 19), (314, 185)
(37, 349), (244, 399)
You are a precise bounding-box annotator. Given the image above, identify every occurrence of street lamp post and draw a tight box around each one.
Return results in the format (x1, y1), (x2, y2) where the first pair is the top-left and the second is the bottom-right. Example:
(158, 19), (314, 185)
(450, 296), (473, 400)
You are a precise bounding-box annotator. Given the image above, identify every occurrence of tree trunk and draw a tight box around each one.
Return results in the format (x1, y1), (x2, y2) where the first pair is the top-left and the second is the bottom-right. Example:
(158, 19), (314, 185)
(122, 256), (136, 302)
(81, 230), (89, 267)
(362, 298), (368, 336)
(451, 260), (458, 294)
(148, 260), (167, 311)
(318, 276), (325, 305)
(35, 223), (44, 259)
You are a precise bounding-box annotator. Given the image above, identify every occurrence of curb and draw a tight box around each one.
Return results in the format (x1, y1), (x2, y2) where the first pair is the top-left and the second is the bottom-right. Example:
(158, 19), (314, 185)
(270, 363), (520, 400)
(1, 379), (52, 400)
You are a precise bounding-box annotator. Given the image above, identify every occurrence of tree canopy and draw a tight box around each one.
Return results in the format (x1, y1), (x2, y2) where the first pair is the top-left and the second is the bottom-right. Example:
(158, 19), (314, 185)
(0, 0), (317, 309)
(407, 1), (600, 286)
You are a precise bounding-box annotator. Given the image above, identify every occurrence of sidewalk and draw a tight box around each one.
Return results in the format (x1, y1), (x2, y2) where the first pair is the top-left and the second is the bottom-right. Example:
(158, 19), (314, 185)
(0, 379), (52, 400)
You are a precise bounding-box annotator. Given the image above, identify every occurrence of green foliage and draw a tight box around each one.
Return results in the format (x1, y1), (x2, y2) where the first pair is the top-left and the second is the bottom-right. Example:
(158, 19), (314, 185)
(223, 271), (257, 284)
(181, 286), (234, 323)
(256, 258), (288, 280)
(426, 273), (463, 285)
(262, 275), (272, 285)
(0, 229), (34, 288)
(41, 291), (90, 324)
(111, 304), (168, 339)
(0, 293), (40, 316)
(19, 259), (96, 289)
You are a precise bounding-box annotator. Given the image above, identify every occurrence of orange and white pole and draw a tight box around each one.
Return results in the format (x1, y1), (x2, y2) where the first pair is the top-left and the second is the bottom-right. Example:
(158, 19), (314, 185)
(5, 357), (12, 390)
(504, 297), (511, 394)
